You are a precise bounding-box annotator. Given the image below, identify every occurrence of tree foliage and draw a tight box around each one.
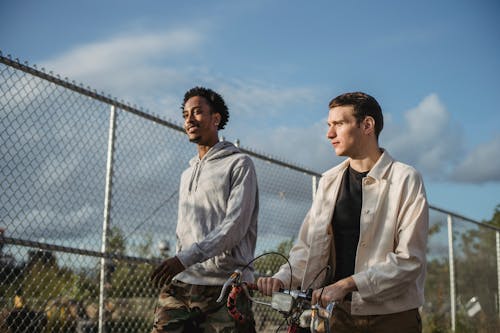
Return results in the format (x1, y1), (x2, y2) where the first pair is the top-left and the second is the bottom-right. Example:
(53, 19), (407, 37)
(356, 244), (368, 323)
(423, 205), (500, 333)
(254, 238), (294, 276)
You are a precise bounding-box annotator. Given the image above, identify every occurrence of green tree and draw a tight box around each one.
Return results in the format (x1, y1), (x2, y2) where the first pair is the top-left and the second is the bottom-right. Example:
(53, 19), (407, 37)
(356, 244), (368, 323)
(423, 205), (500, 333)
(423, 222), (452, 333)
(107, 226), (126, 255)
(487, 204), (500, 227)
(106, 227), (157, 298)
(453, 205), (500, 332)
(254, 238), (294, 276)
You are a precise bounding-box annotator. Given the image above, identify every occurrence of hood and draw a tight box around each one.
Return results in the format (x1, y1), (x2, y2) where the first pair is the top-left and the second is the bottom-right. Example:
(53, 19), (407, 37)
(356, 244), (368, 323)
(187, 141), (241, 193)
(189, 141), (240, 165)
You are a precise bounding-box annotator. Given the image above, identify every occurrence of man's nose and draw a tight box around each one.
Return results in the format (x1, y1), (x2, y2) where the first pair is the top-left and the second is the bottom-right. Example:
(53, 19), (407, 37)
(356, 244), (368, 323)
(185, 112), (194, 123)
(327, 127), (336, 139)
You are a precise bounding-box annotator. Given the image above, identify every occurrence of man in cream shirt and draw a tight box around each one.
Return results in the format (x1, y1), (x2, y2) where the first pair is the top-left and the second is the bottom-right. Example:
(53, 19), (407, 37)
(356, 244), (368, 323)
(258, 92), (428, 333)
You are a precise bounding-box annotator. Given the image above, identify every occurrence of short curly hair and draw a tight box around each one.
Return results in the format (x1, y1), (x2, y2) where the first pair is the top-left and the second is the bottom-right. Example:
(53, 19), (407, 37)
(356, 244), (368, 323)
(181, 86), (229, 130)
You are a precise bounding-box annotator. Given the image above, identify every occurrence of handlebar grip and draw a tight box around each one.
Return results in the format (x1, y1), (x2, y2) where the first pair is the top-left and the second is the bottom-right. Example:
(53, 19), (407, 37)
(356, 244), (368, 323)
(244, 282), (258, 291)
(227, 284), (253, 324)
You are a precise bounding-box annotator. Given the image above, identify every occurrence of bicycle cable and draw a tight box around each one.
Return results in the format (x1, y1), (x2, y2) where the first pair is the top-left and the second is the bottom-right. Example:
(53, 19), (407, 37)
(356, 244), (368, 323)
(240, 251), (294, 292)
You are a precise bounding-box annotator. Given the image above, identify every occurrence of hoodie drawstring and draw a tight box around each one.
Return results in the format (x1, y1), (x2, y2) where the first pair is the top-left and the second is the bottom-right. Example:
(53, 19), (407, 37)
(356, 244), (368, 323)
(188, 161), (200, 193)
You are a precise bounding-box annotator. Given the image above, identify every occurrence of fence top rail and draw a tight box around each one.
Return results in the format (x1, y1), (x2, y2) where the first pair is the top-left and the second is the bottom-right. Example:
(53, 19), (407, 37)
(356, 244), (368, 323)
(429, 204), (499, 231)
(2, 51), (496, 230)
(0, 52), (183, 132)
(0, 52), (320, 177)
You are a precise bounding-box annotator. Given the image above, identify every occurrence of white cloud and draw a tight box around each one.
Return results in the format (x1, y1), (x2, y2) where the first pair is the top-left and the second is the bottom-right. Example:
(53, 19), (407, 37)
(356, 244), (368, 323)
(218, 79), (316, 118)
(37, 26), (324, 140)
(378, 94), (500, 184)
(383, 94), (463, 179)
(40, 28), (203, 116)
(36, 30), (499, 185)
(451, 135), (500, 183)
(31, 27), (338, 207)
(42, 29), (201, 78)
(226, 94), (464, 177)
(239, 93), (499, 185)
(235, 117), (343, 173)
(232, 94), (465, 178)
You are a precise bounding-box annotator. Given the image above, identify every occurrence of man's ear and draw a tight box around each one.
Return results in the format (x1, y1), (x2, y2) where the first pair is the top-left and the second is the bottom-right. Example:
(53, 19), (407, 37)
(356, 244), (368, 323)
(213, 112), (222, 127)
(363, 116), (375, 135)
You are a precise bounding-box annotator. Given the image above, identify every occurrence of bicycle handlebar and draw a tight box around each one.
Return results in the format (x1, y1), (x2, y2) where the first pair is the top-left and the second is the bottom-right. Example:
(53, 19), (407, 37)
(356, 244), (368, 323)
(217, 270), (336, 332)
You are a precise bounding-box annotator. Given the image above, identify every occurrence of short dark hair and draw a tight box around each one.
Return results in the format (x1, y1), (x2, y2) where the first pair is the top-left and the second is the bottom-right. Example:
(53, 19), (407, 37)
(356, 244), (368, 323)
(328, 92), (384, 139)
(181, 86), (229, 130)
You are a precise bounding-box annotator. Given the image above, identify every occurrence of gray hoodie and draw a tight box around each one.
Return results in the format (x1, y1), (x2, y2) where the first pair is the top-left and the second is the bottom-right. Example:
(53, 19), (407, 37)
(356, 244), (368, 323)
(175, 141), (259, 285)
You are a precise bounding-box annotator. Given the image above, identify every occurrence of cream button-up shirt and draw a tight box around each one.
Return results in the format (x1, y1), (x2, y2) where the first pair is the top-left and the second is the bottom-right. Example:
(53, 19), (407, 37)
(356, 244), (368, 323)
(274, 150), (429, 315)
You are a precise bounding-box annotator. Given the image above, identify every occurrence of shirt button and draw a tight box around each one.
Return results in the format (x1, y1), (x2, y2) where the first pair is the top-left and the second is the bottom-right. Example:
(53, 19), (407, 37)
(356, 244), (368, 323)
(364, 209), (370, 214)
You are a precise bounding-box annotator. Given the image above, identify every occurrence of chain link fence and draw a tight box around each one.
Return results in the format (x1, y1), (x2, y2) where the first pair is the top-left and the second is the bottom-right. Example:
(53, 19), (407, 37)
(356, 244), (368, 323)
(1, 52), (499, 332)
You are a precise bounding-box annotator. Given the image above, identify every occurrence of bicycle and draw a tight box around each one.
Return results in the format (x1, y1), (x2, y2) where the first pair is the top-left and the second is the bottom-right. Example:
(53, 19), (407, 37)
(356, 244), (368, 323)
(217, 269), (337, 333)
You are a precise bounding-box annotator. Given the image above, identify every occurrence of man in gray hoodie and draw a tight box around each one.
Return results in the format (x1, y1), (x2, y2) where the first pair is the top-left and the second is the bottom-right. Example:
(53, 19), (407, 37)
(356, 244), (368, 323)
(151, 87), (259, 333)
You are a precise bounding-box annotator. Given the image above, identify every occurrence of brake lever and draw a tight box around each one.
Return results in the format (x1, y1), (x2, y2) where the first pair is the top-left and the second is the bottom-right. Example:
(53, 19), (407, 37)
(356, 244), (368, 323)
(216, 270), (242, 303)
(310, 301), (336, 333)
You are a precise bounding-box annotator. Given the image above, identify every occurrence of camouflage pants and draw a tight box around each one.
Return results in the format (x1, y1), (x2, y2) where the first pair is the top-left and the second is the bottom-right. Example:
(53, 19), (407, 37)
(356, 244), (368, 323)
(152, 280), (256, 333)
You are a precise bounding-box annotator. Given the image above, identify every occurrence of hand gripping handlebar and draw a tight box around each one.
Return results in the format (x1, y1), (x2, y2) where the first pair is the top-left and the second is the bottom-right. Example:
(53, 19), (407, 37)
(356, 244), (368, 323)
(217, 270), (337, 332)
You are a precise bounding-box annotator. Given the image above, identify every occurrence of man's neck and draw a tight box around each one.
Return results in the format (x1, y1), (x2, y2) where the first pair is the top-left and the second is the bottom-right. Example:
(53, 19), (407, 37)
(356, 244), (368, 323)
(197, 145), (210, 159)
(197, 141), (219, 159)
(349, 146), (382, 173)
(195, 133), (220, 159)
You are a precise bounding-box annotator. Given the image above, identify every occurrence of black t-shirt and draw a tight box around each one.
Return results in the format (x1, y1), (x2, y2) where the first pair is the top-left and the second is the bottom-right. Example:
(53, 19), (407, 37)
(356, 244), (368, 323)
(331, 165), (368, 282)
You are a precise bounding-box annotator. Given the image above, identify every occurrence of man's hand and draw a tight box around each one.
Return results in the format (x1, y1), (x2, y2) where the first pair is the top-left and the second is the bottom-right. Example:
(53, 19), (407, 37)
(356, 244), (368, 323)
(257, 277), (284, 296)
(150, 256), (185, 288)
(311, 277), (357, 306)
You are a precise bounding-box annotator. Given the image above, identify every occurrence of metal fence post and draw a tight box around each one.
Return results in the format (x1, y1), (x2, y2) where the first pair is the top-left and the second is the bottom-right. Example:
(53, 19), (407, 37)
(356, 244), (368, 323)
(99, 105), (117, 333)
(448, 214), (456, 332)
(312, 176), (317, 200)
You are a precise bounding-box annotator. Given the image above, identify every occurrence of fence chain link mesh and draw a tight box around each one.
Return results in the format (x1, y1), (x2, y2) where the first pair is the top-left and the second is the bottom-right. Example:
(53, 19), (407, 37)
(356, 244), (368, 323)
(1, 53), (499, 332)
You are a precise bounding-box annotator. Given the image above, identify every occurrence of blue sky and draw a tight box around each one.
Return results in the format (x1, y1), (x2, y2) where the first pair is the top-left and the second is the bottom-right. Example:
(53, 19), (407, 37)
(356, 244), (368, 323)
(1, 0), (499, 221)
